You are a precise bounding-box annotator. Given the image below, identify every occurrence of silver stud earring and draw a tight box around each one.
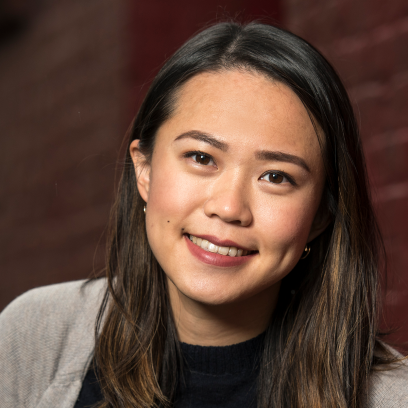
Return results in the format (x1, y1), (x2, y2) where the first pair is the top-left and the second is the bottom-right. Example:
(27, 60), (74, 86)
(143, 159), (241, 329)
(143, 206), (146, 214)
(300, 244), (310, 259)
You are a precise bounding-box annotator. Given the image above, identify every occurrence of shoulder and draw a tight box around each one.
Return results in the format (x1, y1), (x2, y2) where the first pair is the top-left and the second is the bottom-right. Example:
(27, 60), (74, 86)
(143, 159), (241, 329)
(0, 278), (107, 408)
(1, 277), (106, 313)
(368, 347), (408, 408)
(0, 278), (106, 343)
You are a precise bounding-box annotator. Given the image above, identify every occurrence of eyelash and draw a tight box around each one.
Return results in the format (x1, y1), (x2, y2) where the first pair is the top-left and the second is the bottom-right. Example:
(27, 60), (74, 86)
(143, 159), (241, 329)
(183, 151), (296, 186)
(183, 151), (216, 166)
(259, 171), (296, 186)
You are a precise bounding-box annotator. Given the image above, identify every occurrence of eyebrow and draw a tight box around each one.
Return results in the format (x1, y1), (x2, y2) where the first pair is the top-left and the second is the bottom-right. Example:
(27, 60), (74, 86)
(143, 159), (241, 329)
(173, 131), (228, 152)
(174, 130), (310, 172)
(256, 150), (311, 173)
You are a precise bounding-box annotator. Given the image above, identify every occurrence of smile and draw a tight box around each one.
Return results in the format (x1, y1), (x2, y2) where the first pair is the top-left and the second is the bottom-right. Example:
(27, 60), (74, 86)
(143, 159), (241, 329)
(188, 234), (253, 257)
(184, 234), (257, 267)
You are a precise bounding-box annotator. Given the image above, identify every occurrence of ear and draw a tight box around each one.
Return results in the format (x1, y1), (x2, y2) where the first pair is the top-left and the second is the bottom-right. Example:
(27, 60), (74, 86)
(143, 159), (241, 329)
(129, 139), (151, 203)
(307, 198), (332, 243)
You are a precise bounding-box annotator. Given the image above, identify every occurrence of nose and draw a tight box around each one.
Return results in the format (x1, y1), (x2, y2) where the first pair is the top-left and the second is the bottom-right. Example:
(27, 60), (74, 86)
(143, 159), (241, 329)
(203, 175), (253, 227)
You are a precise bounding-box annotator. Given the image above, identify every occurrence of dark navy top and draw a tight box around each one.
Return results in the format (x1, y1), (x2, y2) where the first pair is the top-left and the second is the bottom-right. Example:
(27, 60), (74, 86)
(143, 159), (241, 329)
(74, 332), (265, 408)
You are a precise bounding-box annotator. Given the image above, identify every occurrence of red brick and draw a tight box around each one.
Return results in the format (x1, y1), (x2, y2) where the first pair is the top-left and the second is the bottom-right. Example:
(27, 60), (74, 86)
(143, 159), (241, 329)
(375, 194), (408, 240)
(352, 87), (390, 137)
(394, 27), (408, 73)
(366, 134), (408, 186)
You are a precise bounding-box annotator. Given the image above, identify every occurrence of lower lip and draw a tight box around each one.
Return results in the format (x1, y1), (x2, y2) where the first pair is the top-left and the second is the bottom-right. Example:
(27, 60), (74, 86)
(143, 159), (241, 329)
(184, 235), (257, 267)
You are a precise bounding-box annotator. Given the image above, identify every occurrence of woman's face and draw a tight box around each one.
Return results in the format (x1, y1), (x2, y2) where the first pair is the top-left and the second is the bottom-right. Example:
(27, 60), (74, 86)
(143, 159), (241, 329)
(131, 70), (327, 306)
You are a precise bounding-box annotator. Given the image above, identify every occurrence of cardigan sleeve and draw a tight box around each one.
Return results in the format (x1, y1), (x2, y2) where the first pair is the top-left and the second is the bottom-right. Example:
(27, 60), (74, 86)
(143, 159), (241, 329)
(0, 278), (106, 408)
(368, 355), (408, 407)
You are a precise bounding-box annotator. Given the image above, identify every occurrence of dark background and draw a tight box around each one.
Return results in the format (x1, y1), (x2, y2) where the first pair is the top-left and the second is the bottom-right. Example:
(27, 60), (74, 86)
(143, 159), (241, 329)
(1, 0), (407, 351)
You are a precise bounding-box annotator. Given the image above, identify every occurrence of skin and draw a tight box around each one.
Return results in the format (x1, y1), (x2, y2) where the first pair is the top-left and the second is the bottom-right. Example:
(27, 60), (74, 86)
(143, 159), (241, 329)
(130, 70), (328, 346)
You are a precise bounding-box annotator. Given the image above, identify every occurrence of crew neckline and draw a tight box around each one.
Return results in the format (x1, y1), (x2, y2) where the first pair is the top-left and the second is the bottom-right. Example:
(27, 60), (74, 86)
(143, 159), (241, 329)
(179, 331), (266, 375)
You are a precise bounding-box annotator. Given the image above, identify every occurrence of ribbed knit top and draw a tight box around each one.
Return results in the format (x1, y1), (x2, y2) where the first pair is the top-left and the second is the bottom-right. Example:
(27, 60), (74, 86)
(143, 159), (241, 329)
(174, 331), (265, 407)
(180, 330), (265, 375)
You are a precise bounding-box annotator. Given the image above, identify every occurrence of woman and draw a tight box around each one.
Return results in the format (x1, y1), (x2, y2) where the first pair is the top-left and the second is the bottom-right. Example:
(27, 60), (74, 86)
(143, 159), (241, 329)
(1, 21), (407, 408)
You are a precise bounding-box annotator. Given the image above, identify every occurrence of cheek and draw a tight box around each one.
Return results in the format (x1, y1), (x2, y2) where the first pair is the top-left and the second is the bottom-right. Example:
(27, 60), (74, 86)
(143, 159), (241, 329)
(256, 194), (317, 252)
(147, 161), (203, 224)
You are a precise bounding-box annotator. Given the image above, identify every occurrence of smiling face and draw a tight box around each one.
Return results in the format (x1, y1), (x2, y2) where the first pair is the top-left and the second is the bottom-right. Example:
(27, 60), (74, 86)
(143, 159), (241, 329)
(131, 70), (327, 308)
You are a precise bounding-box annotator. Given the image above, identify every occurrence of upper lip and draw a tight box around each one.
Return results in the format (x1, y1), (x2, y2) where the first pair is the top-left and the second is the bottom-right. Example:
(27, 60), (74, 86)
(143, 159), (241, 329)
(187, 234), (256, 252)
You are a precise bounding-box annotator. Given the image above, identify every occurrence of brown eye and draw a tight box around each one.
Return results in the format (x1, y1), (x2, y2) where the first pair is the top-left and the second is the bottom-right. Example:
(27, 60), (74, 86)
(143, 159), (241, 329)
(270, 173), (283, 183)
(262, 172), (286, 184)
(194, 154), (211, 165)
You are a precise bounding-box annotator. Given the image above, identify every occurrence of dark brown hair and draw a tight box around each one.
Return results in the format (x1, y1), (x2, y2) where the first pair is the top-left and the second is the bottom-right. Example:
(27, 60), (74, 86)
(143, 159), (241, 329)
(94, 21), (393, 407)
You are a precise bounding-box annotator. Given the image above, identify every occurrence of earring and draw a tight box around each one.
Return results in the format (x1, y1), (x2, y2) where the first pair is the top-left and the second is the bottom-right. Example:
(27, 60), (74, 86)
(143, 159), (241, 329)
(300, 244), (311, 259)
(143, 206), (146, 213)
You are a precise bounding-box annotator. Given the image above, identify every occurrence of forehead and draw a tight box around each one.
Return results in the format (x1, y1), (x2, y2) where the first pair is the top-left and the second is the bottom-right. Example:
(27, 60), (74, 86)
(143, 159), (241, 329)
(159, 70), (323, 170)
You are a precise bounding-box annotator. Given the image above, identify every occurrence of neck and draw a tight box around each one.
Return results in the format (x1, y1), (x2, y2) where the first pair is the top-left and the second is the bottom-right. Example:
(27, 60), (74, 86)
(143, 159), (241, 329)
(168, 279), (280, 346)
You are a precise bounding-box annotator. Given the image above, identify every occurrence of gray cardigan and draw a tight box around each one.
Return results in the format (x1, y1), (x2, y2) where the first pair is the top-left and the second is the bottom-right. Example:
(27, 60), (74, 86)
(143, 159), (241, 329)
(1, 279), (408, 408)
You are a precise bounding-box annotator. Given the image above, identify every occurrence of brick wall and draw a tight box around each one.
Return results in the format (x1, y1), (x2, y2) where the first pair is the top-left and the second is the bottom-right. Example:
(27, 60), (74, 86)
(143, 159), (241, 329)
(284, 0), (408, 349)
(0, 0), (129, 310)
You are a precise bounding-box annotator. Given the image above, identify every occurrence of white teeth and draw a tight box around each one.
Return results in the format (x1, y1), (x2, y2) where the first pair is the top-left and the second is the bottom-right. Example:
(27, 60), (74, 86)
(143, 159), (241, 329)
(208, 243), (218, 253)
(189, 235), (251, 257)
(218, 246), (229, 255)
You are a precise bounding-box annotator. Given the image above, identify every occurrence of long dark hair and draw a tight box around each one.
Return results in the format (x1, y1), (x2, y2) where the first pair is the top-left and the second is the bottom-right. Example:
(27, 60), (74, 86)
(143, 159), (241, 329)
(95, 21), (391, 407)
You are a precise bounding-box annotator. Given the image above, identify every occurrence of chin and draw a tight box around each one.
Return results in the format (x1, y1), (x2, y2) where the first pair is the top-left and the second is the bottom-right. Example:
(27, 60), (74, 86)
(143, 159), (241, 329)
(177, 280), (258, 306)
